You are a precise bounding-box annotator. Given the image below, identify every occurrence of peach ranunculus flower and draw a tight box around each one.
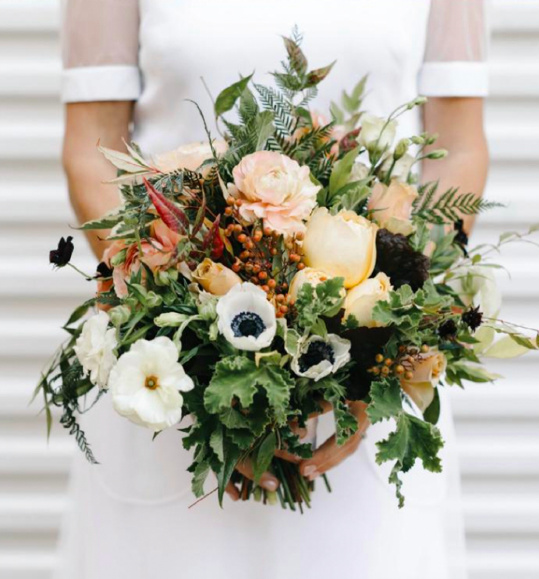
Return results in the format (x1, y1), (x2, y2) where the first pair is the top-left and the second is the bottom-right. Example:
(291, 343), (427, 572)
(400, 351), (447, 412)
(226, 151), (320, 236)
(368, 179), (418, 236)
(192, 258), (242, 296)
(302, 207), (378, 289)
(152, 140), (228, 178)
(101, 219), (182, 299)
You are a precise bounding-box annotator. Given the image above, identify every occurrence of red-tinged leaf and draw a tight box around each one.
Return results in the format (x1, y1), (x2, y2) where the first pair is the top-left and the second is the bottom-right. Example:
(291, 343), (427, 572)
(191, 191), (206, 237)
(143, 178), (189, 234)
(202, 215), (221, 252)
(305, 61), (335, 88)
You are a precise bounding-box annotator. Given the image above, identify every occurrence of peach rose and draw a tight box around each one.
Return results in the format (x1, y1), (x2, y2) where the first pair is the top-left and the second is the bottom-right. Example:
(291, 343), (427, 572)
(101, 220), (181, 299)
(153, 140), (228, 177)
(226, 151), (320, 236)
(192, 258), (242, 296)
(368, 179), (418, 236)
(400, 351), (447, 412)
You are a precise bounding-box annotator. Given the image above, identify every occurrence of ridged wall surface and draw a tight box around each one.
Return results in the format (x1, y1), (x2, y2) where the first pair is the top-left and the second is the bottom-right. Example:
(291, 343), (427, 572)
(0, 1), (538, 577)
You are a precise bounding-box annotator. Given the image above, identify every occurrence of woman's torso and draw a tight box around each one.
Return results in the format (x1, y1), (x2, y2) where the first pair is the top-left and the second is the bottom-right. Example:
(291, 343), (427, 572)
(134, 0), (432, 154)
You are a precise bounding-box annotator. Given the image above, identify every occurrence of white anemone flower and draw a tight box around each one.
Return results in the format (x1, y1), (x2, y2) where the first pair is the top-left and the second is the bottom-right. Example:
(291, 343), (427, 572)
(291, 334), (351, 382)
(216, 283), (277, 351)
(74, 311), (117, 389)
(109, 337), (194, 432)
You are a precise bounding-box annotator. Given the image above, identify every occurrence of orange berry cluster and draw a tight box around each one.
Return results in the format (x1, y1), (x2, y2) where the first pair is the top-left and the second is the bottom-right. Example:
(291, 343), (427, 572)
(223, 197), (306, 316)
(368, 344), (430, 380)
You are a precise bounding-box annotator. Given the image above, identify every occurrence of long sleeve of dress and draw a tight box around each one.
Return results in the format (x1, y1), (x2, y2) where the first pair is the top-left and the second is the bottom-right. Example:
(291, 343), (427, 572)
(61, 0), (141, 103)
(418, 0), (489, 97)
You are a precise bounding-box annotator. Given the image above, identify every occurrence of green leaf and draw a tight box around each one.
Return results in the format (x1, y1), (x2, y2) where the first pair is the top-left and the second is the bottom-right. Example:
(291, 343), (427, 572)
(331, 180), (371, 212)
(215, 74), (253, 116)
(78, 208), (123, 230)
(209, 426), (224, 464)
(296, 278), (345, 330)
(192, 461), (210, 498)
(483, 335), (534, 359)
(367, 378), (403, 424)
(255, 110), (275, 151)
(423, 387), (441, 425)
(204, 357), (293, 424)
(63, 298), (96, 328)
(376, 413), (444, 507)
(253, 431), (277, 483)
(329, 147), (360, 194)
(216, 440), (242, 506)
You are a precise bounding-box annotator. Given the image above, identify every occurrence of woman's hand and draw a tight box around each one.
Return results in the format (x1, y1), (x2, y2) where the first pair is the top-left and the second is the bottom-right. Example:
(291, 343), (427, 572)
(299, 401), (369, 481)
(225, 400), (370, 500)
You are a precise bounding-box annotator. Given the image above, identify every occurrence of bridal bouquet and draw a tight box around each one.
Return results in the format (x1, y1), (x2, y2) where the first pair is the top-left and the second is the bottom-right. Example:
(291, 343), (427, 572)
(38, 33), (539, 510)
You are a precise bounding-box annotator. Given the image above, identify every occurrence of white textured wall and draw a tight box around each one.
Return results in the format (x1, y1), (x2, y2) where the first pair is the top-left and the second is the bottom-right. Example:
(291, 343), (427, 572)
(0, 1), (538, 577)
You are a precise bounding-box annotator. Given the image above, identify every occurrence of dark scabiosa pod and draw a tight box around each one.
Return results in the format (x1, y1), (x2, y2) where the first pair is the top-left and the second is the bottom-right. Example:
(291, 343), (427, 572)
(438, 318), (458, 340)
(462, 305), (483, 332)
(49, 236), (74, 268)
(96, 261), (113, 278)
(373, 229), (430, 291)
(454, 219), (469, 255)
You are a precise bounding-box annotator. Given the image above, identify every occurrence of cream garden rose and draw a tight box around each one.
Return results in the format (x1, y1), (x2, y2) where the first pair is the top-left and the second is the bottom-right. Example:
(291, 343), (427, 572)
(343, 272), (392, 328)
(288, 267), (334, 302)
(153, 140), (228, 177)
(400, 351), (447, 412)
(226, 151), (320, 236)
(302, 208), (378, 289)
(368, 180), (418, 236)
(358, 113), (397, 152)
(192, 258), (242, 296)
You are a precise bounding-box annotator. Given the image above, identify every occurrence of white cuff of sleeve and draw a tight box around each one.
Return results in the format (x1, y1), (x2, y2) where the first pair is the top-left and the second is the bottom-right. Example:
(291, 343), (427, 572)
(418, 62), (489, 97)
(62, 65), (141, 103)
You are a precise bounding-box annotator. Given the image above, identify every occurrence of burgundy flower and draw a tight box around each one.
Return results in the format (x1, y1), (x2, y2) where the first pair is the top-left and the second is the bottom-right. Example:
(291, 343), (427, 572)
(49, 236), (74, 268)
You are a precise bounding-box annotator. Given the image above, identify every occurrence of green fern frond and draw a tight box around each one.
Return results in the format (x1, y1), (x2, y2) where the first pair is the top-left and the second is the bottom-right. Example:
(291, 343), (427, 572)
(413, 181), (504, 223)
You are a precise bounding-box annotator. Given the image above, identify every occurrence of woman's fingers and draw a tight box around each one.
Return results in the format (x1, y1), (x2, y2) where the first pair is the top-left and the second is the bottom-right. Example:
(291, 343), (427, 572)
(225, 481), (240, 501)
(236, 458), (279, 492)
(299, 401), (370, 480)
(274, 448), (302, 464)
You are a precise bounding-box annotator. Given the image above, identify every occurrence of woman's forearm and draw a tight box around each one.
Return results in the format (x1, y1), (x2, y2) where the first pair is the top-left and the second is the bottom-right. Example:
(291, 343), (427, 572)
(422, 97), (489, 234)
(63, 102), (134, 259)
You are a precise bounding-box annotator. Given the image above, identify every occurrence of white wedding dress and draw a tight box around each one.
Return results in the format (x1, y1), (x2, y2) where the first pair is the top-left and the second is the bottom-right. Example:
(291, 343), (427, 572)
(57, 1), (488, 578)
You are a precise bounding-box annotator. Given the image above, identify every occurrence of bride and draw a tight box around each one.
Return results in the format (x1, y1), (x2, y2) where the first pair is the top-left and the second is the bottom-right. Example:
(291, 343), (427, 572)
(57, 1), (489, 578)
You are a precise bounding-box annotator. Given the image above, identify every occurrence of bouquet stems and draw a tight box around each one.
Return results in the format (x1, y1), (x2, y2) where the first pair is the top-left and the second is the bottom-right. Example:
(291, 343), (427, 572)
(236, 457), (331, 512)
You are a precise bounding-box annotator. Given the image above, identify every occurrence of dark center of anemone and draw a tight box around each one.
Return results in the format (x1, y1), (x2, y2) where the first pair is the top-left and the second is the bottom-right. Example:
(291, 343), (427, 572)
(231, 312), (266, 339)
(298, 341), (335, 373)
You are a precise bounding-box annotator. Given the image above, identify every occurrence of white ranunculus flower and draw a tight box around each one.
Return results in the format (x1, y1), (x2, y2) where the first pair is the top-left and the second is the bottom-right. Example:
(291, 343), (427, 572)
(109, 337), (194, 431)
(358, 113), (397, 152)
(216, 283), (277, 351)
(448, 266), (502, 320)
(74, 311), (117, 389)
(291, 334), (351, 381)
